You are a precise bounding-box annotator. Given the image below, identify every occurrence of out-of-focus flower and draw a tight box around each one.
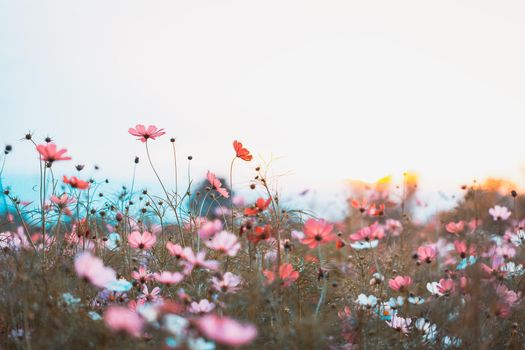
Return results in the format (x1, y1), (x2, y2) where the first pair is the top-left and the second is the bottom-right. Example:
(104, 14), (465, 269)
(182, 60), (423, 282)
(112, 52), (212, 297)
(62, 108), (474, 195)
(300, 218), (335, 248)
(189, 299), (216, 314)
(166, 242), (186, 259)
(263, 263), (300, 287)
(128, 124), (165, 143)
(385, 315), (412, 334)
(139, 285), (161, 302)
(131, 266), (152, 284)
(436, 278), (455, 295)
(182, 248), (219, 274)
(63, 176), (90, 190)
(74, 252), (116, 288)
(453, 240), (476, 258)
(233, 140), (253, 161)
(349, 222), (385, 242)
(388, 276), (412, 292)
(36, 143), (71, 163)
(195, 314), (257, 347)
(207, 171), (229, 198)
(244, 197), (271, 216)
(104, 306), (144, 338)
(445, 221), (464, 235)
(355, 294), (378, 309)
(154, 271), (184, 285)
(128, 231), (157, 250)
(211, 272), (242, 293)
(385, 219), (403, 236)
(198, 219), (223, 240)
(417, 246), (437, 263)
(205, 231), (240, 257)
(489, 205), (511, 221)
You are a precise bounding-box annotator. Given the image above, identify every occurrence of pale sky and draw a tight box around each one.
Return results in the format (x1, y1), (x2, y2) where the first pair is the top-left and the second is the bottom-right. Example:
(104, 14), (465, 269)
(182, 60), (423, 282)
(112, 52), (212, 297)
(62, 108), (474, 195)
(1, 0), (525, 216)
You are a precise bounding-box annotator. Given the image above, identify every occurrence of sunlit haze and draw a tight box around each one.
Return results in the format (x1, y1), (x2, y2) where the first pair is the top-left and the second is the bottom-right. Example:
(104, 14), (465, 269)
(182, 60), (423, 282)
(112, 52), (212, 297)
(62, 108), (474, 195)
(2, 1), (525, 218)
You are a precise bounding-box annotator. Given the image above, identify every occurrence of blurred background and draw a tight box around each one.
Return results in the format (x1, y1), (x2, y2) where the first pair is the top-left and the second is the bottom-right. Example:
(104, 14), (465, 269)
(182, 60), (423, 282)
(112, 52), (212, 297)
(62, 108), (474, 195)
(1, 0), (525, 219)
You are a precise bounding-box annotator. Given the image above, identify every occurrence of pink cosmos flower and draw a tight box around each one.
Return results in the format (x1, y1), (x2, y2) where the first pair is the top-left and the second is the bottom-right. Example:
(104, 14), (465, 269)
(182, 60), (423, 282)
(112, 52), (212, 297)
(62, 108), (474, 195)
(131, 266), (152, 284)
(195, 314), (257, 347)
(128, 124), (165, 142)
(437, 278), (455, 295)
(154, 271), (184, 285)
(207, 171), (229, 198)
(489, 205), (512, 221)
(166, 242), (186, 259)
(139, 285), (161, 302)
(128, 231), (157, 250)
(198, 219), (223, 240)
(36, 143), (71, 163)
(263, 263), (300, 287)
(386, 315), (412, 334)
(50, 194), (74, 216)
(496, 284), (521, 306)
(189, 299), (216, 314)
(454, 240), (476, 258)
(349, 222), (385, 242)
(74, 252), (116, 288)
(300, 218), (336, 248)
(104, 306), (144, 338)
(388, 275), (413, 292)
(417, 246), (437, 263)
(385, 219), (403, 236)
(204, 231), (241, 257)
(211, 272), (242, 293)
(181, 248), (220, 275)
(445, 221), (464, 235)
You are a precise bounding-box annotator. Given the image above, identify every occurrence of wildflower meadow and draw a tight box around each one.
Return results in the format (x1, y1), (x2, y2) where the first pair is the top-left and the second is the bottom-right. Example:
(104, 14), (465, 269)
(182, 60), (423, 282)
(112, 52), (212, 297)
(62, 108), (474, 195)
(0, 125), (523, 349)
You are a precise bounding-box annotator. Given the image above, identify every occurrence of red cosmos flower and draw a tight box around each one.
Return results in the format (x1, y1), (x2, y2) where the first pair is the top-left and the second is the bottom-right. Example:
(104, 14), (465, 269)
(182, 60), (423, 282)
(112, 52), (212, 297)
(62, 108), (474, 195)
(248, 224), (272, 244)
(351, 198), (368, 213)
(368, 203), (385, 217)
(244, 197), (271, 216)
(300, 218), (336, 249)
(417, 246), (436, 263)
(388, 275), (412, 291)
(128, 124), (165, 143)
(63, 176), (90, 190)
(233, 140), (253, 161)
(263, 263), (300, 287)
(446, 221), (464, 235)
(36, 143), (71, 163)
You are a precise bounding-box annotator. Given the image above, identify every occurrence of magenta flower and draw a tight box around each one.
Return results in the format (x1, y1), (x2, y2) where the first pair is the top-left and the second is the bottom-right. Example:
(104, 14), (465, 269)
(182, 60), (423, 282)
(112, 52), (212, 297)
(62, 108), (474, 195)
(195, 314), (257, 347)
(166, 242), (186, 259)
(204, 231), (241, 257)
(417, 246), (437, 263)
(154, 271), (184, 285)
(489, 205), (512, 221)
(128, 231), (156, 250)
(36, 143), (71, 163)
(128, 124), (165, 142)
(388, 275), (413, 292)
(300, 218), (335, 249)
(198, 219), (223, 240)
(211, 272), (242, 293)
(131, 266), (152, 284)
(437, 278), (455, 295)
(181, 248), (220, 275)
(189, 299), (216, 314)
(104, 306), (144, 338)
(74, 252), (116, 288)
(349, 222), (385, 241)
(207, 171), (229, 198)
